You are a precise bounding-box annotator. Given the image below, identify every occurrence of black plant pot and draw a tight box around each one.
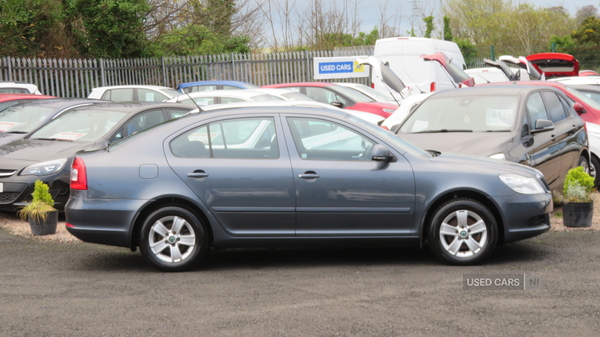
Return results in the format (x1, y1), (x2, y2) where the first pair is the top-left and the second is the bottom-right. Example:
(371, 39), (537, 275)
(563, 202), (593, 228)
(28, 210), (58, 235)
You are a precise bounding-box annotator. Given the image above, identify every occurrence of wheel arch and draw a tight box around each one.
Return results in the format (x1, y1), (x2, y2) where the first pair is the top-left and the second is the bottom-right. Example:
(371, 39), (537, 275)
(420, 189), (505, 246)
(129, 196), (214, 249)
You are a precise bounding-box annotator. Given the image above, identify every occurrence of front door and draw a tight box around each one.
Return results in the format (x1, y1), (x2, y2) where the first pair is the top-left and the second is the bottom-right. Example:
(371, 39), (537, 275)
(282, 115), (416, 236)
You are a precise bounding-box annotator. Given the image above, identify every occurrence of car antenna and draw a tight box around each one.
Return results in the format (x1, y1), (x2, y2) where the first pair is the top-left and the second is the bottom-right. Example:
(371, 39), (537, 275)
(403, 71), (425, 94)
(477, 75), (491, 83)
(183, 90), (204, 113)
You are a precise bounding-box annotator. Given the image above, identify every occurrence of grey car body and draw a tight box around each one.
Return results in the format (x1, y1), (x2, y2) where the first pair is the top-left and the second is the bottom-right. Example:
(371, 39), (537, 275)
(66, 105), (553, 271)
(0, 102), (195, 211)
(395, 85), (589, 191)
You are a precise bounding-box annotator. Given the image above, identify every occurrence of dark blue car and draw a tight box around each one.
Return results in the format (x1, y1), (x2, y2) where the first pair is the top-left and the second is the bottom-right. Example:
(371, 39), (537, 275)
(65, 105), (553, 271)
(176, 80), (258, 93)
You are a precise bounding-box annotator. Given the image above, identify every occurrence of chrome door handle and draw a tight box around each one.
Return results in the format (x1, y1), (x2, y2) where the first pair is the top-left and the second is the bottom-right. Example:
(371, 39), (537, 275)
(187, 170), (209, 178)
(298, 171), (320, 179)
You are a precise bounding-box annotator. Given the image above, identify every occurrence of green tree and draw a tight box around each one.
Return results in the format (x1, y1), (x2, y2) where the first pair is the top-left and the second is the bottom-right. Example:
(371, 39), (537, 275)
(443, 16), (453, 41)
(65, 0), (150, 58)
(152, 24), (250, 56)
(572, 16), (600, 45)
(0, 0), (67, 57)
(423, 16), (435, 38)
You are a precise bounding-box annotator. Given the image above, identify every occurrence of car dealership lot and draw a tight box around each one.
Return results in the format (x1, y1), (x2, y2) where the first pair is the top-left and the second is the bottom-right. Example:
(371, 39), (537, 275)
(1, 226), (600, 336)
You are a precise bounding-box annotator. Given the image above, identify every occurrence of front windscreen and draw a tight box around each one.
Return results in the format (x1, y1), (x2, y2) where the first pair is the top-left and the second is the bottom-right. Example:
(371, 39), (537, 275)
(30, 107), (129, 142)
(282, 92), (316, 101)
(352, 84), (395, 101)
(566, 87), (600, 110)
(0, 105), (55, 133)
(332, 85), (374, 102)
(400, 95), (519, 133)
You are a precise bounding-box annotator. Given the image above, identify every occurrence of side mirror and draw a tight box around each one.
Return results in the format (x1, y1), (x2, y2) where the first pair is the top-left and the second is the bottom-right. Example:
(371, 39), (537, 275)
(531, 119), (555, 134)
(330, 101), (344, 108)
(574, 102), (586, 114)
(371, 144), (395, 162)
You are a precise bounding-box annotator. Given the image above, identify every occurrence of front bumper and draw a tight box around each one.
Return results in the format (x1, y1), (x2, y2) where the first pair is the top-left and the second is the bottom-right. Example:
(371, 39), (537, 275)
(0, 174), (70, 212)
(493, 191), (553, 244)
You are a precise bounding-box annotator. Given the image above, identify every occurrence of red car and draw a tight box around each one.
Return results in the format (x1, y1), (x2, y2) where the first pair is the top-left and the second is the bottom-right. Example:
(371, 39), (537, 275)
(261, 82), (399, 118)
(483, 81), (600, 124)
(0, 93), (56, 111)
(526, 53), (579, 78)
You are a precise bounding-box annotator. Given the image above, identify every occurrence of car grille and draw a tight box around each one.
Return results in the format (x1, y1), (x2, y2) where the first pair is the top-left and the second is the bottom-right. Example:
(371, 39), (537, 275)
(0, 170), (17, 178)
(527, 214), (549, 227)
(0, 192), (20, 204)
(0, 183), (27, 204)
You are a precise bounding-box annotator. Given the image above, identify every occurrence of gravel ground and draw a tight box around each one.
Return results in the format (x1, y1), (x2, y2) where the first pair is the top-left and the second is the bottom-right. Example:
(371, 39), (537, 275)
(1, 196), (599, 243)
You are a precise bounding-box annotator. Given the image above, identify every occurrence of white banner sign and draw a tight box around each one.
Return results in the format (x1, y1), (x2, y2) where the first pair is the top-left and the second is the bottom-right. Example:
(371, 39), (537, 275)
(313, 57), (371, 79)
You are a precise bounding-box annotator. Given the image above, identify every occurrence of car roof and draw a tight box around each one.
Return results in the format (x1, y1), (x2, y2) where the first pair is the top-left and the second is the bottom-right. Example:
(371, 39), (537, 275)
(479, 80), (568, 89)
(433, 84), (562, 97)
(73, 102), (197, 115)
(177, 80), (257, 89)
(0, 94), (55, 102)
(91, 85), (175, 91)
(177, 89), (274, 99)
(263, 82), (334, 88)
(7, 98), (103, 109)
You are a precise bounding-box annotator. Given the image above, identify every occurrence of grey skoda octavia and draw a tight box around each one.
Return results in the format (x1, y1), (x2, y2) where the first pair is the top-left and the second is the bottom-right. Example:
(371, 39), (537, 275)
(65, 106), (553, 271)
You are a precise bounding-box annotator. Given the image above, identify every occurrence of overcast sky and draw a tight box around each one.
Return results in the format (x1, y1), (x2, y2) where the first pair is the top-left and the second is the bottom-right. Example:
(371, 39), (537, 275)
(356, 0), (599, 34)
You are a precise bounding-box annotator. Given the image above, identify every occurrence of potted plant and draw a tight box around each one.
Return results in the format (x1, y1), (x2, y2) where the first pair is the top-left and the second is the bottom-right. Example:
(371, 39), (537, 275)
(17, 180), (58, 235)
(560, 167), (595, 228)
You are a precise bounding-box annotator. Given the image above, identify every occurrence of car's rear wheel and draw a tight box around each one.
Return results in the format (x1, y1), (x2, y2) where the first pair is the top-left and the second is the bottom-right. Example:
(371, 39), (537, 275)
(139, 206), (207, 272)
(428, 198), (497, 265)
(591, 156), (600, 188)
(579, 155), (590, 175)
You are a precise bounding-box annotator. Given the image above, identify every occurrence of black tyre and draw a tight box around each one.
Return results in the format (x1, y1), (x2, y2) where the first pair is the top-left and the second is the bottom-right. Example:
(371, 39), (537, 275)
(428, 198), (498, 265)
(591, 156), (600, 188)
(139, 206), (207, 272)
(579, 155), (590, 176)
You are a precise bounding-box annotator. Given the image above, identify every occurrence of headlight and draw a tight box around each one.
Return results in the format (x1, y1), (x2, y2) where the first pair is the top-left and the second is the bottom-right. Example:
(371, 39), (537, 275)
(488, 153), (506, 160)
(383, 108), (397, 113)
(21, 158), (67, 176)
(499, 174), (545, 194)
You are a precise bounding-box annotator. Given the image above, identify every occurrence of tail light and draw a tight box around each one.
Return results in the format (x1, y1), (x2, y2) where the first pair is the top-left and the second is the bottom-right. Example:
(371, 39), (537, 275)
(371, 82), (375, 89)
(70, 157), (87, 190)
(430, 82), (436, 92)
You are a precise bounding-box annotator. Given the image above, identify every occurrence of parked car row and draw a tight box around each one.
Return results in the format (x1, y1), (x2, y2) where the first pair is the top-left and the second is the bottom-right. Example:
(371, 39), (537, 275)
(1, 42), (596, 271)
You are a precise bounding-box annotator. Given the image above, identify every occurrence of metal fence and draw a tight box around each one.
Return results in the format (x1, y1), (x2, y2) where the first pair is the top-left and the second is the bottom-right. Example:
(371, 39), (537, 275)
(5, 44), (600, 98)
(1, 51), (371, 98)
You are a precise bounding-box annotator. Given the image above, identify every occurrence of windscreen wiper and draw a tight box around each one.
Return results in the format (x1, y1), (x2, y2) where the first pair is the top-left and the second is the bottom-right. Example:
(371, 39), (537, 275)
(32, 137), (73, 142)
(416, 129), (473, 133)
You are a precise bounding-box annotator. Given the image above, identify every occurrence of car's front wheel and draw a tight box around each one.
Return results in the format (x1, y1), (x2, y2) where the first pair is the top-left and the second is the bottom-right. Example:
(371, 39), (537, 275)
(428, 198), (498, 265)
(139, 206), (207, 272)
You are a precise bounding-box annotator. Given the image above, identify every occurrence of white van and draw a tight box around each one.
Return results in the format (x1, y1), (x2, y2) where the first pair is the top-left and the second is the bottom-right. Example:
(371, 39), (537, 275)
(373, 37), (468, 95)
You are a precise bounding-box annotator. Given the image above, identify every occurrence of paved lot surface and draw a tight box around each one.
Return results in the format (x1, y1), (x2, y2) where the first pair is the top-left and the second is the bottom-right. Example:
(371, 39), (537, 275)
(1, 227), (599, 336)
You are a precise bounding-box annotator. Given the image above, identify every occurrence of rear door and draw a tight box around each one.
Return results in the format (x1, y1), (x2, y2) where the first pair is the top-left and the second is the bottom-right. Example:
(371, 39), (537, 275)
(525, 91), (563, 188)
(165, 115), (296, 236)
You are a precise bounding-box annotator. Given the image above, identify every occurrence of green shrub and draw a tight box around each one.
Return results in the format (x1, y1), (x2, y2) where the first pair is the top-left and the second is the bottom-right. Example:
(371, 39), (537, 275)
(17, 180), (56, 222)
(563, 167), (595, 203)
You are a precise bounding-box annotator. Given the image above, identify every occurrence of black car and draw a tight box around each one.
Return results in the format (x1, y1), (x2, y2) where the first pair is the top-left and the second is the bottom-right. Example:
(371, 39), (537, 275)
(395, 85), (589, 191)
(66, 105), (553, 271)
(0, 98), (105, 146)
(0, 102), (195, 211)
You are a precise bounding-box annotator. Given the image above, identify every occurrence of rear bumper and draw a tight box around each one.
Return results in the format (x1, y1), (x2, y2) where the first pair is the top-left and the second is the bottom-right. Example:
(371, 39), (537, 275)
(65, 192), (148, 248)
